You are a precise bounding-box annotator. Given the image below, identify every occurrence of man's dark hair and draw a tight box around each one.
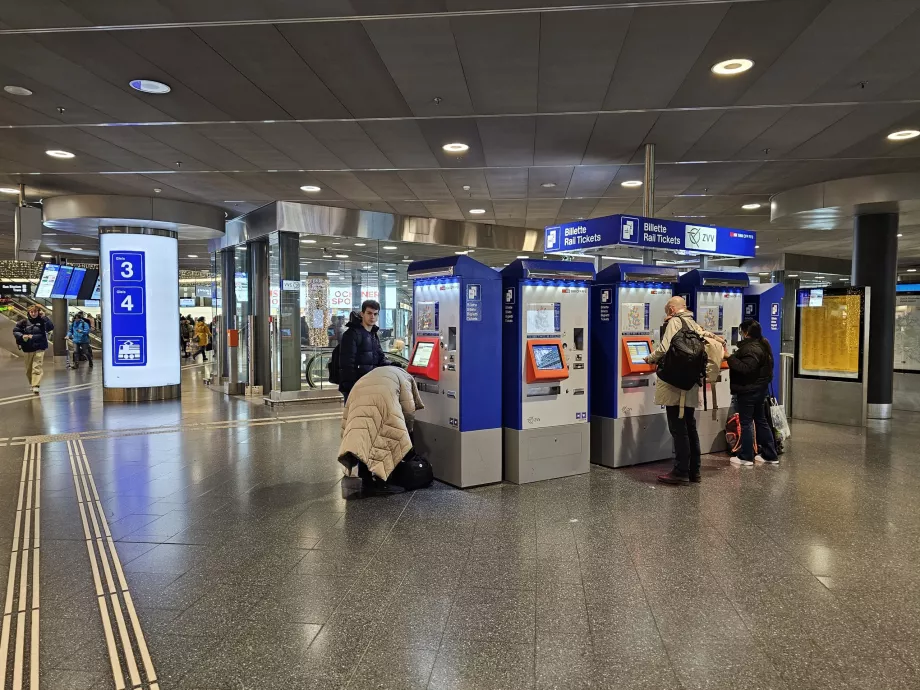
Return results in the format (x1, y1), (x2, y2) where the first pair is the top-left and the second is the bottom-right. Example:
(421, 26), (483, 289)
(361, 300), (380, 313)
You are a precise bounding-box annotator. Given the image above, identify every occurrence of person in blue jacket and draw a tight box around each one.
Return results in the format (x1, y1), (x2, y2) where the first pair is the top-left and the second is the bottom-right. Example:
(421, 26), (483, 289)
(68, 311), (94, 370)
(13, 305), (54, 394)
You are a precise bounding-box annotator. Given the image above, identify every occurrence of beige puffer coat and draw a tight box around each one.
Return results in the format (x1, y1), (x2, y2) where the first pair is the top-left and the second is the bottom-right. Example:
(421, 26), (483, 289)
(338, 366), (424, 481)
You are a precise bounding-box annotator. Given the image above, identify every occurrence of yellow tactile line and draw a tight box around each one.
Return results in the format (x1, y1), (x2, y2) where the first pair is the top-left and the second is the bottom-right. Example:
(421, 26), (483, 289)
(0, 444), (41, 690)
(67, 440), (159, 690)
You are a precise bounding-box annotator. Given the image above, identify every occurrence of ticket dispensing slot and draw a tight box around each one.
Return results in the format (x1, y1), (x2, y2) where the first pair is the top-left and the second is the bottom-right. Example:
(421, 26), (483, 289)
(407, 336), (441, 381)
(525, 339), (569, 384)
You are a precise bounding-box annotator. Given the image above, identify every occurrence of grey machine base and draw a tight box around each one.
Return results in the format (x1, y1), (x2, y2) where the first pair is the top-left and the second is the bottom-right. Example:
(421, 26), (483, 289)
(894, 371), (920, 412)
(413, 420), (502, 489)
(590, 414), (673, 468)
(503, 423), (591, 484)
(792, 377), (867, 427)
(696, 406), (730, 454)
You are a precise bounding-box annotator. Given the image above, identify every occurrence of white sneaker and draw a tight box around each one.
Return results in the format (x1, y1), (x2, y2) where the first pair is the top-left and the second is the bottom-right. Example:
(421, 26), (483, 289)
(730, 456), (754, 467)
(755, 455), (779, 465)
(31, 386), (39, 395)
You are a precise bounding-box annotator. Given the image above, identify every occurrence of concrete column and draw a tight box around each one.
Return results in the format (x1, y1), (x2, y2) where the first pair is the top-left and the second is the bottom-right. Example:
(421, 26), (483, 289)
(852, 212), (898, 419)
(51, 298), (68, 357)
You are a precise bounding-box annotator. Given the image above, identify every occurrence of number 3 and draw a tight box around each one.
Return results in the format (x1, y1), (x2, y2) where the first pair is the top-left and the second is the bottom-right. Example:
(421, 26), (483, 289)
(120, 261), (134, 279)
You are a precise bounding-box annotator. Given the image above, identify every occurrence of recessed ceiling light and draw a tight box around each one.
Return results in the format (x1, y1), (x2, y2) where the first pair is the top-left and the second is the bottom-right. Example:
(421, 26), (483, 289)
(909, 269), (918, 273)
(742, 203), (761, 210)
(4, 86), (32, 96)
(331, 241), (341, 245)
(354, 242), (366, 247)
(755, 245), (760, 249)
(40, 254), (52, 259)
(383, 245), (397, 250)
(187, 254), (198, 258)
(327, 272), (340, 276)
(898, 233), (903, 237)
(402, 259), (412, 262)
(541, 182), (556, 188)
(711, 58), (754, 75)
(46, 150), (75, 159)
(517, 255), (529, 259)
(816, 276), (825, 280)
(0, 187), (18, 195)
(839, 277), (849, 281)
(335, 254), (349, 259)
(301, 239), (317, 244)
(454, 251), (468, 255)
(759, 272), (769, 276)
(129, 79), (171, 94)
(442, 143), (469, 153)
(469, 209), (486, 214)
(887, 130), (920, 141)
(69, 247), (81, 251)
(788, 274), (799, 278)
(300, 185), (321, 192)
(621, 180), (642, 188)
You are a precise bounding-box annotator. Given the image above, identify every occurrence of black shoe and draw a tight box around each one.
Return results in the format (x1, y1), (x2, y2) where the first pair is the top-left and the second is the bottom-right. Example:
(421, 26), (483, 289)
(689, 474), (701, 483)
(361, 477), (405, 495)
(657, 472), (690, 485)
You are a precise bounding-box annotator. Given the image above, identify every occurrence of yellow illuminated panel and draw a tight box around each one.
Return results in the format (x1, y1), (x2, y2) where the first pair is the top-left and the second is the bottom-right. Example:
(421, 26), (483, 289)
(799, 293), (862, 378)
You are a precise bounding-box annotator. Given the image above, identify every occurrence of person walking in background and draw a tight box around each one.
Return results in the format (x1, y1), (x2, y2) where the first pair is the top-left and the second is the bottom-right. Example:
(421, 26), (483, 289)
(726, 319), (779, 466)
(180, 316), (190, 358)
(13, 305), (54, 394)
(193, 316), (211, 361)
(68, 311), (93, 370)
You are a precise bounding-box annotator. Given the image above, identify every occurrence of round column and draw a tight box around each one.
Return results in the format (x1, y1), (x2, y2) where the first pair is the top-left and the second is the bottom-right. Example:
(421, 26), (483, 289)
(100, 227), (181, 402)
(852, 213), (898, 419)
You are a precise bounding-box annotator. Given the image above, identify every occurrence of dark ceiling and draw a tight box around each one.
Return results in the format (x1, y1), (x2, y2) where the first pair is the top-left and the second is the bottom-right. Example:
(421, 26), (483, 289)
(1, 0), (920, 269)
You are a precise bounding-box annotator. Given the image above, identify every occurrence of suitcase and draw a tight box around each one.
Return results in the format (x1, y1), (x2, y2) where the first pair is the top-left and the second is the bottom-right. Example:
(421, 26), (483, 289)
(389, 453), (433, 491)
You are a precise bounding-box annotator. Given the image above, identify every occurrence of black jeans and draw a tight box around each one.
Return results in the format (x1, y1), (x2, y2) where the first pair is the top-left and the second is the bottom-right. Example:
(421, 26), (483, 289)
(666, 406), (701, 477)
(735, 386), (778, 461)
(74, 341), (93, 367)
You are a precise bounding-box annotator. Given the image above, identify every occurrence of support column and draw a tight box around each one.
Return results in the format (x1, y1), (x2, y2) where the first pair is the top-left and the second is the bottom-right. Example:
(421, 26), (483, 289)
(52, 298), (67, 357)
(278, 232), (302, 392)
(643, 143), (655, 217)
(249, 239), (271, 394)
(852, 212), (898, 419)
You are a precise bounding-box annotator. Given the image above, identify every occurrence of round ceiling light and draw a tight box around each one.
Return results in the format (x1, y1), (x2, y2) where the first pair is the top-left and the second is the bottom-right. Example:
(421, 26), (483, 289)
(69, 247), (81, 251)
(129, 79), (171, 94)
(4, 86), (32, 96)
(187, 254), (199, 258)
(301, 239), (317, 244)
(469, 209), (486, 214)
(755, 245), (760, 249)
(442, 143), (469, 153)
(621, 180), (643, 188)
(909, 269), (917, 273)
(46, 149), (75, 159)
(354, 242), (366, 247)
(887, 130), (920, 141)
(0, 187), (19, 195)
(711, 58), (754, 75)
(742, 203), (762, 210)
(383, 245), (397, 250)
(541, 182), (557, 189)
(335, 254), (349, 259)
(300, 185), (321, 192)
(517, 255), (529, 259)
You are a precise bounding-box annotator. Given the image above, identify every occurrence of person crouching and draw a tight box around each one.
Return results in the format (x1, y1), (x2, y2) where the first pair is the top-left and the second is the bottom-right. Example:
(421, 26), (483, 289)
(338, 365), (424, 496)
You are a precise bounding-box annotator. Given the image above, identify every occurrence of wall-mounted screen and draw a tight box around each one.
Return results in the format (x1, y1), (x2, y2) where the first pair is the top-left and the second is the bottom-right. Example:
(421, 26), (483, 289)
(50, 266), (74, 299)
(532, 344), (564, 370)
(797, 288), (863, 380)
(179, 298), (195, 308)
(411, 341), (435, 368)
(64, 267), (86, 300)
(35, 264), (60, 299)
(626, 341), (651, 364)
(91, 276), (102, 300)
(77, 269), (99, 300)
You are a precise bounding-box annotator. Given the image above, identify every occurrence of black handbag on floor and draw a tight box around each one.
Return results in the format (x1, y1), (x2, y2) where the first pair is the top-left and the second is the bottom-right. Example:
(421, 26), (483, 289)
(389, 452), (433, 490)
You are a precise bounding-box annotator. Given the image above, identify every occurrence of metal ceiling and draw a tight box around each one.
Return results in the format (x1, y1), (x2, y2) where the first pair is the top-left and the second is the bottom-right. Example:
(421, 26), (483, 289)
(1, 0), (920, 267)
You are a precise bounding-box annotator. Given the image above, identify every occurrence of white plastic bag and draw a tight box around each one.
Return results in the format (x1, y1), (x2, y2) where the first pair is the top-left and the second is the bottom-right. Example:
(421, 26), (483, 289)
(769, 398), (791, 441)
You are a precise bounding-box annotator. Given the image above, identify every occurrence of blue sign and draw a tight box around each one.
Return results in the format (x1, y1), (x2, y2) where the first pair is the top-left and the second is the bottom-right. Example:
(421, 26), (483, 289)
(466, 283), (482, 322)
(545, 214), (756, 258)
(110, 251), (147, 367)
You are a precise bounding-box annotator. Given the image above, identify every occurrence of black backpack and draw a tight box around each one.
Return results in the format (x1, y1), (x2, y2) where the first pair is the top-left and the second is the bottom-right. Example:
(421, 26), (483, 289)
(388, 452), (434, 491)
(327, 345), (341, 385)
(657, 316), (708, 392)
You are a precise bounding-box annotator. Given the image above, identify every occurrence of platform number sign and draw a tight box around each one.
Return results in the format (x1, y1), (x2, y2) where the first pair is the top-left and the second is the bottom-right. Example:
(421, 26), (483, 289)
(110, 251), (147, 366)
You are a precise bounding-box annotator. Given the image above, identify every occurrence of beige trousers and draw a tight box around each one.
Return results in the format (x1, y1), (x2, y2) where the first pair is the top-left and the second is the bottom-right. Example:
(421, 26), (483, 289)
(24, 350), (45, 388)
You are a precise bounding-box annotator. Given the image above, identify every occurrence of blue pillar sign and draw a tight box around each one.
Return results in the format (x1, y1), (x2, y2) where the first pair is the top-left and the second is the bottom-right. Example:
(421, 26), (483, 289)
(110, 251), (147, 366)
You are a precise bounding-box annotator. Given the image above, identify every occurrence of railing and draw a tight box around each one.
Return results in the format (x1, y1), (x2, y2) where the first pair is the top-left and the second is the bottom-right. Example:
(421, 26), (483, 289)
(303, 348), (409, 389)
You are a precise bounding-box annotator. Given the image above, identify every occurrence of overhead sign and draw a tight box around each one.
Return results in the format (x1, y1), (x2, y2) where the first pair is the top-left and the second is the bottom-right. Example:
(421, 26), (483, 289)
(101, 233), (180, 389)
(544, 214), (756, 258)
(328, 285), (397, 311)
(0, 282), (31, 297)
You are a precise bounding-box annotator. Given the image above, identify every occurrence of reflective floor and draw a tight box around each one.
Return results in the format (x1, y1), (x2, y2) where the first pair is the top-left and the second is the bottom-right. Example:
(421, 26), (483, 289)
(0, 356), (919, 689)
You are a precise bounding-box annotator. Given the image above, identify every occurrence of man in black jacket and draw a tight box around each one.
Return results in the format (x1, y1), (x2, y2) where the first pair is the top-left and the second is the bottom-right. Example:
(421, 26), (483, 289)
(13, 305), (55, 394)
(338, 300), (388, 401)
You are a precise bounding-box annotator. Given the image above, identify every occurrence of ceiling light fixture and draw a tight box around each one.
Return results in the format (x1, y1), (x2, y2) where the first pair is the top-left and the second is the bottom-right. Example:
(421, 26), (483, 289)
(816, 276), (826, 280)
(887, 130), (920, 141)
(402, 259), (412, 262)
(516, 255), (529, 259)
(335, 254), (349, 259)
(69, 247), (81, 251)
(4, 85), (32, 96)
(442, 143), (469, 153)
(46, 150), (75, 159)
(454, 251), (468, 255)
(300, 185), (321, 192)
(0, 187), (18, 195)
(755, 245), (760, 249)
(621, 180), (642, 188)
(354, 242), (366, 247)
(187, 254), (198, 258)
(789, 274), (799, 278)
(40, 254), (52, 259)
(129, 79), (171, 94)
(909, 269), (918, 273)
(898, 233), (904, 237)
(541, 182), (556, 188)
(469, 209), (486, 214)
(383, 245), (397, 250)
(301, 239), (316, 244)
(742, 203), (762, 210)
(711, 58), (754, 75)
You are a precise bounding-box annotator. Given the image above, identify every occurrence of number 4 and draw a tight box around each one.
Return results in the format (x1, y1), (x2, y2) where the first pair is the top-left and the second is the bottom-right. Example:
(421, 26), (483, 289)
(120, 294), (134, 311)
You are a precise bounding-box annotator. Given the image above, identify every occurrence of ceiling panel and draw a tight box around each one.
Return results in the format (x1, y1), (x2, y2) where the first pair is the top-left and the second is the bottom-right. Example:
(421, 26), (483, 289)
(245, 123), (347, 170)
(484, 169), (529, 200)
(527, 167), (574, 198)
(582, 113), (658, 165)
(534, 116), (596, 166)
(353, 171), (417, 200)
(566, 166), (619, 198)
(416, 118), (487, 168)
(359, 121), (440, 169)
(632, 111), (723, 163)
(396, 171), (455, 201)
(787, 103), (920, 159)
(302, 122), (395, 169)
(477, 118), (535, 167)
(681, 109), (789, 162)
(196, 124), (298, 170)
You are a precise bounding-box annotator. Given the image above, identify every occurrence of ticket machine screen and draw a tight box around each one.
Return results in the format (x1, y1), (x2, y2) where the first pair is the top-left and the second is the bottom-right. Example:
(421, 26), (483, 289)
(532, 344), (564, 370)
(411, 341), (436, 367)
(626, 341), (650, 364)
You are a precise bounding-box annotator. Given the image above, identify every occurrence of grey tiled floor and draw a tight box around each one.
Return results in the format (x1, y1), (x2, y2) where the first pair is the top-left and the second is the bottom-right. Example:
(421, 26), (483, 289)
(1, 360), (920, 689)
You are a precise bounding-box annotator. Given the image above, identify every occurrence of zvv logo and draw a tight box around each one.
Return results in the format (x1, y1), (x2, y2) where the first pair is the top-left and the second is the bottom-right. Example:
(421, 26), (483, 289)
(685, 224), (717, 252)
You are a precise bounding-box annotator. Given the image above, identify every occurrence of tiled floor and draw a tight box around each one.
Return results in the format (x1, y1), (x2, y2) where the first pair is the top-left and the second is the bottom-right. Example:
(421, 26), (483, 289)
(1, 358), (920, 689)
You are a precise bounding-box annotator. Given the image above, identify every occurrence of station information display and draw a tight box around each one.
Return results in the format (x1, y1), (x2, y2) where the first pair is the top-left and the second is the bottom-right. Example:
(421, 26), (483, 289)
(797, 288), (863, 380)
(64, 267), (86, 300)
(91, 276), (102, 300)
(101, 233), (180, 389)
(35, 264), (60, 299)
(50, 266), (74, 299)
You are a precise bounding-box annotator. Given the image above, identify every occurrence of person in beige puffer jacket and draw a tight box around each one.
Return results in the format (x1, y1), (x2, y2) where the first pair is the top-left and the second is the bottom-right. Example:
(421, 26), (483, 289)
(338, 365), (424, 493)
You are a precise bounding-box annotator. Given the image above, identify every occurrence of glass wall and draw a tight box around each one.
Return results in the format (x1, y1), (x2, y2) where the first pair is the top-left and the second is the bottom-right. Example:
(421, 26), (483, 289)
(233, 244), (250, 385)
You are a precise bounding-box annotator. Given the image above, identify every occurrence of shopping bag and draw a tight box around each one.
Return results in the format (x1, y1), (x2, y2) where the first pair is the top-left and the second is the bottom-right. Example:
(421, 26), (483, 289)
(767, 395), (791, 441)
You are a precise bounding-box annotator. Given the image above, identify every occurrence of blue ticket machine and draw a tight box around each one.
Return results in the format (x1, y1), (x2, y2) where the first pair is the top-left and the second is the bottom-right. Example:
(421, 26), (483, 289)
(406, 256), (503, 488)
(590, 264), (679, 468)
(743, 283), (784, 387)
(500, 259), (595, 483)
(676, 269), (750, 452)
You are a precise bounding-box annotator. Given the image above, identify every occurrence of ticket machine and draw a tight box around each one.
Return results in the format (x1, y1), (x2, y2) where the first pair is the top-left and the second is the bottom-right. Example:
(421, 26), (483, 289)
(590, 264), (678, 468)
(406, 255), (502, 488)
(500, 259), (594, 483)
(676, 269), (750, 451)
(743, 283), (784, 386)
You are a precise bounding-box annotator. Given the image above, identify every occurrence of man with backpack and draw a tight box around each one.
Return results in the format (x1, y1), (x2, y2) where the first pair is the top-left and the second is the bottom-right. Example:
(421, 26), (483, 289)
(646, 296), (709, 486)
(67, 311), (93, 370)
(332, 300), (388, 401)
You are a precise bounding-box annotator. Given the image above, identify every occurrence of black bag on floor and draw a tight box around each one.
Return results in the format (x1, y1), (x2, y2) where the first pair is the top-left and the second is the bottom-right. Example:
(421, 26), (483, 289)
(388, 452), (433, 491)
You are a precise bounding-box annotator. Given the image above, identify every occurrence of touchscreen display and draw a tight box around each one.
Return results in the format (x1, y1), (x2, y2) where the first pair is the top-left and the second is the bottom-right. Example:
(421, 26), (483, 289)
(64, 267), (86, 300)
(626, 341), (650, 364)
(50, 266), (73, 299)
(532, 344), (564, 370)
(35, 264), (60, 299)
(411, 341), (435, 368)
